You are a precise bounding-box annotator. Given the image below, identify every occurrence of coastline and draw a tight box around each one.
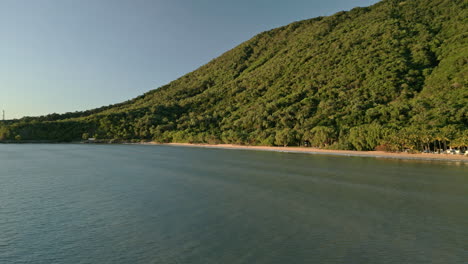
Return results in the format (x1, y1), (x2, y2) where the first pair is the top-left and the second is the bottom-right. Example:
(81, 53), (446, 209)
(2, 140), (467, 163)
(147, 142), (468, 163)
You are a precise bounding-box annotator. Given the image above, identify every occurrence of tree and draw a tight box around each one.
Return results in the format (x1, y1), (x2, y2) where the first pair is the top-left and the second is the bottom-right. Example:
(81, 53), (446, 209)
(0, 126), (10, 140)
(348, 124), (386, 151)
(275, 128), (296, 147)
(440, 125), (459, 150)
(304, 126), (336, 148)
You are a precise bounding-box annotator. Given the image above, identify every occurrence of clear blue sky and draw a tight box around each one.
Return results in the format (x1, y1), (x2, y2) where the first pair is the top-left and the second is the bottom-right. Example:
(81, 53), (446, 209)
(0, 0), (379, 119)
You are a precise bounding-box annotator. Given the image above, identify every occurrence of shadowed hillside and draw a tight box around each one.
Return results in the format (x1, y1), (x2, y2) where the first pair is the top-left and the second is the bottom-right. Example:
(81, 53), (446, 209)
(1, 0), (467, 151)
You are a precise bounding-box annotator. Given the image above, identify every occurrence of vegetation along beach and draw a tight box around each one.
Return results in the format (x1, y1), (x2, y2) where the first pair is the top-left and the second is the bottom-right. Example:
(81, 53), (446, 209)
(152, 143), (468, 162)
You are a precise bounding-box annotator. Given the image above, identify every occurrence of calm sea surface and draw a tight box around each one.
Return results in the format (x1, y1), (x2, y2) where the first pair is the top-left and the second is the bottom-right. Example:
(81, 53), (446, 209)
(0, 144), (467, 264)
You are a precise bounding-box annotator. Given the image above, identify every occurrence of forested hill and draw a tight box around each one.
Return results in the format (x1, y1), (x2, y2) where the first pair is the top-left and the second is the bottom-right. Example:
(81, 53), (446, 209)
(1, 0), (467, 151)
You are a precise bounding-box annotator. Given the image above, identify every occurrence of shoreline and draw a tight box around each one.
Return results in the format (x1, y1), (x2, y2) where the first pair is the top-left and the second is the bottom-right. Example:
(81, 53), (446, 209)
(2, 141), (467, 163)
(147, 142), (468, 163)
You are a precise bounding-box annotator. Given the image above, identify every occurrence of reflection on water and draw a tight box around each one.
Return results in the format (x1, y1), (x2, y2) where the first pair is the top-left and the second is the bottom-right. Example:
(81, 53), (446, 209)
(0, 144), (467, 264)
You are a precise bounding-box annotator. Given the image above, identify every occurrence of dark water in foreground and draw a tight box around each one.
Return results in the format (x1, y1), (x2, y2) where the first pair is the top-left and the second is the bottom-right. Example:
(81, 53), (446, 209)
(0, 144), (467, 264)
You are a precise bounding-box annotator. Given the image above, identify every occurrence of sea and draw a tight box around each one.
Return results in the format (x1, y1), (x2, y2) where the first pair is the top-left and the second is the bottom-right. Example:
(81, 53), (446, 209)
(0, 144), (467, 264)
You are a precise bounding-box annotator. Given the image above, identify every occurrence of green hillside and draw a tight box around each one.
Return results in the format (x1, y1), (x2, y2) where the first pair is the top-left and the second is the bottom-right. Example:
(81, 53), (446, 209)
(1, 0), (467, 151)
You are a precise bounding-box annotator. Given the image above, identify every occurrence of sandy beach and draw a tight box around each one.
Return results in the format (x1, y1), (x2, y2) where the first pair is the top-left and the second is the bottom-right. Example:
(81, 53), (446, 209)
(143, 142), (468, 163)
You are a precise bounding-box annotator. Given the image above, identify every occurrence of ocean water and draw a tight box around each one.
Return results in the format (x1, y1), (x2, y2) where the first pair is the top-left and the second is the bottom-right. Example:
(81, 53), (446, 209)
(0, 144), (467, 264)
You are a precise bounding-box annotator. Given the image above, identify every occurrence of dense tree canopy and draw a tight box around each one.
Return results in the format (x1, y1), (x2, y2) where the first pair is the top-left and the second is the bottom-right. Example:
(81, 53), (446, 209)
(1, 0), (466, 152)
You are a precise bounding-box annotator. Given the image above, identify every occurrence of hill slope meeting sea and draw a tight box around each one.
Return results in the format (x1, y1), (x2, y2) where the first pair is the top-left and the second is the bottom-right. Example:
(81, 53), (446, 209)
(0, 0), (467, 154)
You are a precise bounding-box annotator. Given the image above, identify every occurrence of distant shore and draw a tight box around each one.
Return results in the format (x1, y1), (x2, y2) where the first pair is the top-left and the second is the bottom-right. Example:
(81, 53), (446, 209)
(147, 142), (468, 163)
(2, 140), (467, 163)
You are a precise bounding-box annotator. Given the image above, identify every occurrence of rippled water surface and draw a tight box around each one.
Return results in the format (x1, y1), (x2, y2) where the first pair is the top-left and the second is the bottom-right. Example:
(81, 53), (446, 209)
(0, 144), (467, 264)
